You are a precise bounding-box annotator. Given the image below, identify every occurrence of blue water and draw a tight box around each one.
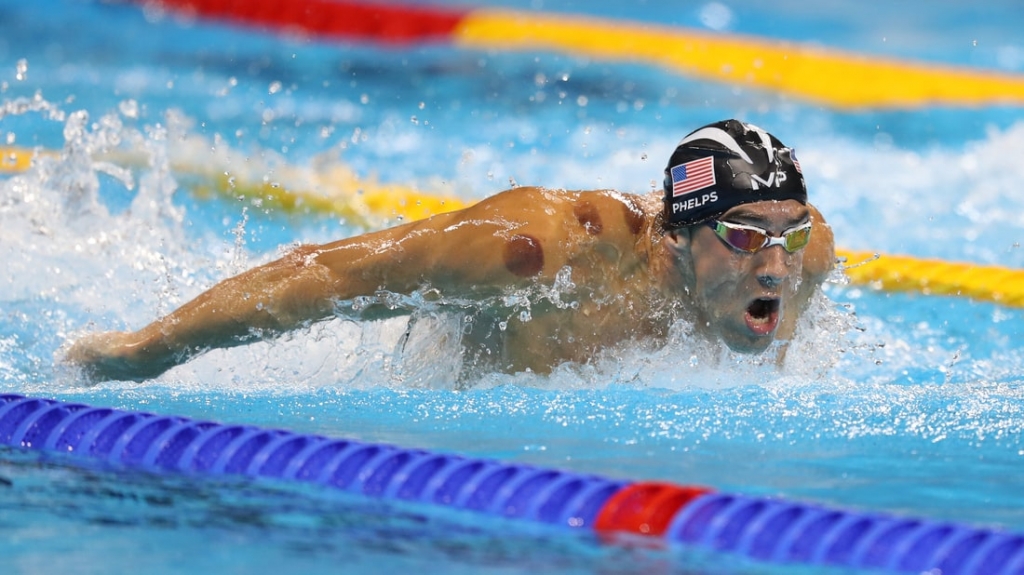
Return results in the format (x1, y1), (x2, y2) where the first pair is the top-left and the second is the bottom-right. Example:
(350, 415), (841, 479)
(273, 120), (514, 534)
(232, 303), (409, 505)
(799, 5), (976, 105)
(3, 0), (1024, 573)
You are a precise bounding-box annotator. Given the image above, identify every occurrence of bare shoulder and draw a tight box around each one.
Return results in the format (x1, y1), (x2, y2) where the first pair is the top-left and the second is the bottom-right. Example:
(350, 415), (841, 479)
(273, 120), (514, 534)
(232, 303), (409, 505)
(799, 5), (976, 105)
(429, 186), (660, 284)
(307, 187), (663, 294)
(468, 186), (658, 240)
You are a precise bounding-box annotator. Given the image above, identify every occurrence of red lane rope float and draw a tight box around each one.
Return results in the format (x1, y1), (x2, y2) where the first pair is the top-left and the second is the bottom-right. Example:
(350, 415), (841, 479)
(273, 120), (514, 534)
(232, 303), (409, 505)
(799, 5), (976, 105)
(153, 0), (465, 45)
(3, 394), (1024, 573)
(594, 482), (709, 537)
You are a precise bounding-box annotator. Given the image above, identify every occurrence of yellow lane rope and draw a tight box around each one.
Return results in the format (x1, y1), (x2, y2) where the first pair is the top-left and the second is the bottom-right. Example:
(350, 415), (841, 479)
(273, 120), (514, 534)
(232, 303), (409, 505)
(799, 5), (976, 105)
(4, 145), (1022, 307)
(0, 145), (37, 172)
(182, 161), (467, 226)
(837, 249), (1024, 307)
(455, 9), (1024, 110)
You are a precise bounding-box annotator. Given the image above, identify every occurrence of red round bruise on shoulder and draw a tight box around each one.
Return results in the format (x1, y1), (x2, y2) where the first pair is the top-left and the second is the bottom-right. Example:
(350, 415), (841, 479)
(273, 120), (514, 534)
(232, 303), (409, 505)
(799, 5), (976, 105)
(621, 195), (645, 236)
(503, 234), (544, 277)
(573, 201), (603, 235)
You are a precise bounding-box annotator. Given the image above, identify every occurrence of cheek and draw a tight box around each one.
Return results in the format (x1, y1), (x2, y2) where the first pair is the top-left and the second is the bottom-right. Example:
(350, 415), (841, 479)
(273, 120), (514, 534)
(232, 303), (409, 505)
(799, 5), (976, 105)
(692, 253), (745, 307)
(692, 239), (741, 300)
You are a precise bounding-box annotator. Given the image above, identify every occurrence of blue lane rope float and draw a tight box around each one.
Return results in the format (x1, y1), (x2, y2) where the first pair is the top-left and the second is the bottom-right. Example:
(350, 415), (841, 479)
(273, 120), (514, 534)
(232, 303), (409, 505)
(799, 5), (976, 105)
(2, 394), (1023, 574)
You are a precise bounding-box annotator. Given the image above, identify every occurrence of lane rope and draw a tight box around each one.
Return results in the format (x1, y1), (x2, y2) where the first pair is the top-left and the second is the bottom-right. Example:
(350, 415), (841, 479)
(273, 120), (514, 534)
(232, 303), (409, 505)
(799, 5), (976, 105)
(146, 0), (1024, 110)
(837, 249), (1024, 307)
(2, 393), (1021, 574)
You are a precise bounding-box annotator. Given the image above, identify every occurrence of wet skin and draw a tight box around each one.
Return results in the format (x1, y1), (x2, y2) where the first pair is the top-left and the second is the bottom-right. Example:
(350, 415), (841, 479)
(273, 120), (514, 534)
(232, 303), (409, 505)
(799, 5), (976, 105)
(65, 187), (834, 381)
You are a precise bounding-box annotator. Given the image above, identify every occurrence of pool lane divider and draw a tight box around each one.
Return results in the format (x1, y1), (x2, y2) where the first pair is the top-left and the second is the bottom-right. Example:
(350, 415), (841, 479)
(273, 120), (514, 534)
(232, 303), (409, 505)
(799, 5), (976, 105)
(145, 0), (1024, 110)
(837, 249), (1024, 308)
(2, 394), (1023, 574)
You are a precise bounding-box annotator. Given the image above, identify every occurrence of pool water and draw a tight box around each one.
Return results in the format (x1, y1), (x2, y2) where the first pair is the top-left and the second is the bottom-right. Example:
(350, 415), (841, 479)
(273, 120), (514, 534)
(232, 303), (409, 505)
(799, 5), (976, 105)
(2, 0), (1024, 573)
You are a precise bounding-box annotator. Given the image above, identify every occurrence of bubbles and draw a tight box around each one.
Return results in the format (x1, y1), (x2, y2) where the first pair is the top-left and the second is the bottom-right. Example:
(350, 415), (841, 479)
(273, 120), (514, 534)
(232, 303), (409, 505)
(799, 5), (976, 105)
(118, 99), (139, 120)
(14, 59), (27, 81)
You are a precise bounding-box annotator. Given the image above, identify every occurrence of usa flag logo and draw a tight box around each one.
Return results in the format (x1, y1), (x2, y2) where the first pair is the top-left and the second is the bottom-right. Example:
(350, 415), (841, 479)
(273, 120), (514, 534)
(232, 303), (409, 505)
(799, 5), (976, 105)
(670, 156), (716, 197)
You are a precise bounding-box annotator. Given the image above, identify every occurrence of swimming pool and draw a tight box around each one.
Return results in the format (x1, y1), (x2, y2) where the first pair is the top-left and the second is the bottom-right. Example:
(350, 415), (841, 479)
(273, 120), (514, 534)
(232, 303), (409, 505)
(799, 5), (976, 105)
(3, 0), (1024, 572)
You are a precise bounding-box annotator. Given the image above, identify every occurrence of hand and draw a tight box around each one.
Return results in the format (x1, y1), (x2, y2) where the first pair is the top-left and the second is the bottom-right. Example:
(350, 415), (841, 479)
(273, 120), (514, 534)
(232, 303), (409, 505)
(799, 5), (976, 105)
(63, 331), (169, 383)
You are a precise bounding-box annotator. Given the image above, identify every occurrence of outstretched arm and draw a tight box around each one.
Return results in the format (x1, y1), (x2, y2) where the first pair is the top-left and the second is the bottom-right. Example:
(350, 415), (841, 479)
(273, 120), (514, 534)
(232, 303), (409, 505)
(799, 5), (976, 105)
(64, 244), (350, 381)
(65, 187), (578, 381)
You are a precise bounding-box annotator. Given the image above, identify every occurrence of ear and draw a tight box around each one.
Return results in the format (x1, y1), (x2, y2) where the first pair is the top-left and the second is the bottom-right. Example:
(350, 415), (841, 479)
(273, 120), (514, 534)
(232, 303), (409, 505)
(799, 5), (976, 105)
(661, 227), (697, 294)
(662, 227), (692, 258)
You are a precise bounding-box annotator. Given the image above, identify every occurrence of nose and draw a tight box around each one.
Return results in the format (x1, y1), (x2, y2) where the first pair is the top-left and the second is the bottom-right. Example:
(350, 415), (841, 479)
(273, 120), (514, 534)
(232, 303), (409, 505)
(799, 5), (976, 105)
(755, 245), (793, 289)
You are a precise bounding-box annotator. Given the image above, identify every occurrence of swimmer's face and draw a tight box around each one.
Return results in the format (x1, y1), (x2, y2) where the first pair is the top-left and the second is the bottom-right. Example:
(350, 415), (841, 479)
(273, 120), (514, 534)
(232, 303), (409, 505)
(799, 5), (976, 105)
(676, 199), (810, 354)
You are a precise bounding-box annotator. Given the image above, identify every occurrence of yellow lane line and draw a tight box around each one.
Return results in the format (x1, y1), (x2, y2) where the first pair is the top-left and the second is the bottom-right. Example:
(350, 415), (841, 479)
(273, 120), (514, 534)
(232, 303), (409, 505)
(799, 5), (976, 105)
(455, 9), (1024, 109)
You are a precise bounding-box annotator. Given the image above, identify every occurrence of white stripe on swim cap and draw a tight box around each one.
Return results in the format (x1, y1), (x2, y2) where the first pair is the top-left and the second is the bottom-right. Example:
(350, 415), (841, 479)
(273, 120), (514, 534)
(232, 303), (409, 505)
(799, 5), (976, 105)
(676, 127), (753, 164)
(746, 123), (776, 163)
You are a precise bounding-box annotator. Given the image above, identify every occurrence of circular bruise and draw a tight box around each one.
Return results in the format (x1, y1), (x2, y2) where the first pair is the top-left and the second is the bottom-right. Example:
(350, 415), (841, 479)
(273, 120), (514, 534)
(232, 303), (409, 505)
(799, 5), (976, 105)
(621, 195), (646, 236)
(504, 234), (545, 277)
(573, 200), (604, 235)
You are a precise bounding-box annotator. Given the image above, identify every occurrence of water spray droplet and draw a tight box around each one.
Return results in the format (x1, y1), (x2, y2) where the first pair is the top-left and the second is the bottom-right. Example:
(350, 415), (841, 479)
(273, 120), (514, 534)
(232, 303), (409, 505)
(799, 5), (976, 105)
(119, 99), (139, 119)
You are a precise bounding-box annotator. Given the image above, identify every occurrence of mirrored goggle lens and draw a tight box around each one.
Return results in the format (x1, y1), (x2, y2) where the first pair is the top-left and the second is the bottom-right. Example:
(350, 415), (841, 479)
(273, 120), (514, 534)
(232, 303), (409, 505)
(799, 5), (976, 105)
(782, 225), (812, 252)
(720, 226), (768, 252)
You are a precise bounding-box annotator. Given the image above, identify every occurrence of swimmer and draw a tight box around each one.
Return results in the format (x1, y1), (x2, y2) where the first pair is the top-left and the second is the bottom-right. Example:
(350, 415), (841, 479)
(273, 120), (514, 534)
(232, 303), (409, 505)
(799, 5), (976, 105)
(65, 119), (835, 382)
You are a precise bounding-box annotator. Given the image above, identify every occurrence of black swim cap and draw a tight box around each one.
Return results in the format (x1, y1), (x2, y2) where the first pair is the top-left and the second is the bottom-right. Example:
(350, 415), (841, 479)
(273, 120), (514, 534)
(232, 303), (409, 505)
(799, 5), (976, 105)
(663, 119), (806, 230)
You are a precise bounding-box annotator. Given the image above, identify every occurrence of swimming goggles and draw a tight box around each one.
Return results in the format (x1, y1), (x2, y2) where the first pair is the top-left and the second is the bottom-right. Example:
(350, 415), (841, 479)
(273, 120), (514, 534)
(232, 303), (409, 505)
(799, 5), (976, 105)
(707, 220), (812, 254)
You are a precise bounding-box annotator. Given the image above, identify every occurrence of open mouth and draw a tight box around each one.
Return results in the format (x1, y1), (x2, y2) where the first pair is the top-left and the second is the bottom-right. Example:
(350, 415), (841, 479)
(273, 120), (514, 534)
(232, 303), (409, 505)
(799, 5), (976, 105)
(744, 297), (780, 336)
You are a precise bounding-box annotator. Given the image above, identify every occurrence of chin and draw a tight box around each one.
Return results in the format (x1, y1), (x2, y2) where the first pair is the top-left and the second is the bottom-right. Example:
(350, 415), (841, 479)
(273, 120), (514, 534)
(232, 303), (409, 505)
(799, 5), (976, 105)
(717, 323), (778, 354)
(722, 335), (776, 355)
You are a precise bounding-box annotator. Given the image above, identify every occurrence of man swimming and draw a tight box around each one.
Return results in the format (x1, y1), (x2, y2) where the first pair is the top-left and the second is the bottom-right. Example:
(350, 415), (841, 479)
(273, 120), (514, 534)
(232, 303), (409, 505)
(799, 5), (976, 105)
(65, 119), (835, 381)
